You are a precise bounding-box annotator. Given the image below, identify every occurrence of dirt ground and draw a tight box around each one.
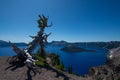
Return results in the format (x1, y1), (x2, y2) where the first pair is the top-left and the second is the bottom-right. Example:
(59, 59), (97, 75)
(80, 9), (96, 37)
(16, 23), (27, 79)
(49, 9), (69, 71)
(0, 56), (87, 80)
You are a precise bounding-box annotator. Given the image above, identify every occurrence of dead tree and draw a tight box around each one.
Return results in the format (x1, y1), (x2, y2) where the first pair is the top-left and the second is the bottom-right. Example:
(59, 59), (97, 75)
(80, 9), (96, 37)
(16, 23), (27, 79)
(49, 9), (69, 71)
(9, 41), (27, 63)
(8, 15), (52, 67)
(27, 15), (52, 58)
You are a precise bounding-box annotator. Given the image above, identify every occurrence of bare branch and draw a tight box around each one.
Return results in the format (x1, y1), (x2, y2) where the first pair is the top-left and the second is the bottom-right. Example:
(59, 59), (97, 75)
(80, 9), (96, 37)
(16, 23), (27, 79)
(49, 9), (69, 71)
(29, 36), (36, 39)
(47, 22), (53, 27)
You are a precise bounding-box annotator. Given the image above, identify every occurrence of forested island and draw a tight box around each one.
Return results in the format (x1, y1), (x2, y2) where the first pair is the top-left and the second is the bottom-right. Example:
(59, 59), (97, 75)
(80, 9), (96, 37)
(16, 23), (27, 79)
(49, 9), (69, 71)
(61, 45), (96, 52)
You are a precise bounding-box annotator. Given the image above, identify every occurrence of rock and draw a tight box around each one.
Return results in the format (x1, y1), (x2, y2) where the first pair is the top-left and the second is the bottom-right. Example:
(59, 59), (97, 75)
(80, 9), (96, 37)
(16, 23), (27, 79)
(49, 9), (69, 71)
(88, 47), (120, 80)
(0, 56), (86, 80)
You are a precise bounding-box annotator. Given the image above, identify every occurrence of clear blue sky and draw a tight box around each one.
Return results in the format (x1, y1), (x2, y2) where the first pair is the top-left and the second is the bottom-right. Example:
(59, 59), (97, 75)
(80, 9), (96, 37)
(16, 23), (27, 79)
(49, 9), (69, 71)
(0, 0), (120, 43)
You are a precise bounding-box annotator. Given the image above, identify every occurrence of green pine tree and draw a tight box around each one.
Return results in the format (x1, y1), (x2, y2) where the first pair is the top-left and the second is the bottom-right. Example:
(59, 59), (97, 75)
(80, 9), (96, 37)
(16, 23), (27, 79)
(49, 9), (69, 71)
(68, 65), (73, 74)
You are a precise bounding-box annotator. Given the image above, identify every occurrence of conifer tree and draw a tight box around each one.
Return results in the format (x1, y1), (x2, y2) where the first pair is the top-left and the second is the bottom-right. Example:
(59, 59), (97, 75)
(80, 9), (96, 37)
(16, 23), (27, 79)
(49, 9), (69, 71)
(68, 65), (73, 74)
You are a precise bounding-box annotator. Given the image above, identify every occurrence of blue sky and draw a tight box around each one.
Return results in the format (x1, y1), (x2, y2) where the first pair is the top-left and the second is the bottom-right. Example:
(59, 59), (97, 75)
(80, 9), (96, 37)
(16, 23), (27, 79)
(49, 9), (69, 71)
(0, 0), (120, 43)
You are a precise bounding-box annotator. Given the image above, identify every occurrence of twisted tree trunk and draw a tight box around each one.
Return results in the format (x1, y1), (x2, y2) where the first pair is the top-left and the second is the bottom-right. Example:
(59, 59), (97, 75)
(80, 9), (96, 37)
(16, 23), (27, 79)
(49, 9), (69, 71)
(9, 15), (52, 67)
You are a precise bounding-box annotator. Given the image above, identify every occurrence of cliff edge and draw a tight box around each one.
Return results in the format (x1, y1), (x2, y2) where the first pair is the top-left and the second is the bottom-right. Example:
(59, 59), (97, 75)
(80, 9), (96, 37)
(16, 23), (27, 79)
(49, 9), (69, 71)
(88, 47), (120, 80)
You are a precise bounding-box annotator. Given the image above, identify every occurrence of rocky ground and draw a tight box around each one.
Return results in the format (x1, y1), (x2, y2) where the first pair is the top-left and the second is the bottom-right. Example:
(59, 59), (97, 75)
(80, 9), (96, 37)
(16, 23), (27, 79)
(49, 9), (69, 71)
(0, 47), (120, 80)
(88, 47), (120, 80)
(0, 56), (86, 80)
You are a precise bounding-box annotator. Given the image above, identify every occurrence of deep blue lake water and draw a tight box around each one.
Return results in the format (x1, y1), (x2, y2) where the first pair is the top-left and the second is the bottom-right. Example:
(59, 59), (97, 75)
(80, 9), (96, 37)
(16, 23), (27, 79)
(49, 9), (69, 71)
(0, 45), (108, 75)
